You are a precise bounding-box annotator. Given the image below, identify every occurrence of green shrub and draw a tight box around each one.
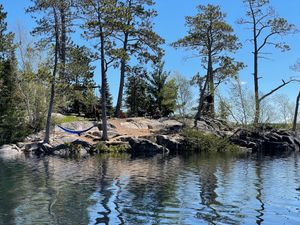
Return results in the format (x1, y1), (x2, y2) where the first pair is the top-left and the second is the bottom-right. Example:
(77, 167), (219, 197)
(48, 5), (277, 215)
(182, 128), (239, 152)
(95, 142), (129, 153)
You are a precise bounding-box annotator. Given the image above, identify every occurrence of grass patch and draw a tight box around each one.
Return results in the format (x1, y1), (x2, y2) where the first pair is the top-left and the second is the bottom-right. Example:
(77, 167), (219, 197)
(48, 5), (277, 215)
(53, 115), (87, 125)
(182, 128), (239, 152)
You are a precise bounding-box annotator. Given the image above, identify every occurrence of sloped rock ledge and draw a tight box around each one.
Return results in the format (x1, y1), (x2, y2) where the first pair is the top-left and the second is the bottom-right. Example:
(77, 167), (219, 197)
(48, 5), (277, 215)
(230, 128), (300, 153)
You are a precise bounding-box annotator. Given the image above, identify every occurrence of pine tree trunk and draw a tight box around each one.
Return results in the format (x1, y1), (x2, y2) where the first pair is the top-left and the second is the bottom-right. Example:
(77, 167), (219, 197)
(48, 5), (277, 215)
(208, 55), (214, 118)
(115, 30), (129, 118)
(292, 91), (300, 132)
(59, 4), (66, 81)
(194, 74), (209, 125)
(44, 7), (59, 144)
(253, 50), (260, 126)
(100, 33), (108, 141)
(115, 58), (126, 118)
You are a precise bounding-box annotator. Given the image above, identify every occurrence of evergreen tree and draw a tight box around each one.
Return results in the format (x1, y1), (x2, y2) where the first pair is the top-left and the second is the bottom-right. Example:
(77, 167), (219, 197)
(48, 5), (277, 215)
(0, 5), (27, 144)
(113, 0), (164, 117)
(64, 44), (96, 115)
(172, 4), (243, 120)
(100, 76), (114, 117)
(79, 0), (119, 140)
(125, 66), (148, 117)
(146, 62), (177, 117)
(147, 62), (168, 115)
(161, 78), (178, 117)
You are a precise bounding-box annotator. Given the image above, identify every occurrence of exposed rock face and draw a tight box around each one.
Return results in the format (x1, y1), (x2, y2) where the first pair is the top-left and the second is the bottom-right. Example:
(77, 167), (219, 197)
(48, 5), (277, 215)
(128, 137), (169, 156)
(231, 128), (300, 153)
(2, 116), (299, 158)
(194, 117), (234, 138)
(156, 135), (185, 152)
(0, 144), (24, 160)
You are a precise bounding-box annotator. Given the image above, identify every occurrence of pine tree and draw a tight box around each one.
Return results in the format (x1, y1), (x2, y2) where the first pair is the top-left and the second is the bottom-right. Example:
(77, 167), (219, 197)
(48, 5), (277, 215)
(172, 4), (243, 120)
(0, 4), (27, 144)
(125, 66), (148, 117)
(113, 0), (164, 117)
(100, 76), (114, 117)
(146, 62), (177, 117)
(79, 0), (119, 140)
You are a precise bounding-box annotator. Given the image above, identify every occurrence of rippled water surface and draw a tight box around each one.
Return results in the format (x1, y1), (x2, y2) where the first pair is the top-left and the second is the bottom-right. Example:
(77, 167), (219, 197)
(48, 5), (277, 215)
(0, 152), (300, 225)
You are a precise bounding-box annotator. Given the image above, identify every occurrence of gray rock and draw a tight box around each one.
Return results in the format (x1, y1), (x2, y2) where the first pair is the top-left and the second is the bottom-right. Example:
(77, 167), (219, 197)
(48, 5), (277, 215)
(0, 144), (24, 160)
(128, 137), (169, 155)
(156, 135), (185, 151)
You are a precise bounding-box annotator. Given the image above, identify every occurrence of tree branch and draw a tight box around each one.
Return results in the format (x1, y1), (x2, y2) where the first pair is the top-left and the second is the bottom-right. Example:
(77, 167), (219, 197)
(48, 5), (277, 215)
(259, 79), (297, 102)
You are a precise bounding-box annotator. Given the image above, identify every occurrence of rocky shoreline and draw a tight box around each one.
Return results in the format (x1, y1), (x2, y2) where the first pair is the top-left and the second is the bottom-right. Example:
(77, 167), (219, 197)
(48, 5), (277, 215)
(0, 117), (299, 159)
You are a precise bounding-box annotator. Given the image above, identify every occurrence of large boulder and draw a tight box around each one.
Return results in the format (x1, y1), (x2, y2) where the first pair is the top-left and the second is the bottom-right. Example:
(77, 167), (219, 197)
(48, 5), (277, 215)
(156, 135), (185, 152)
(194, 117), (234, 138)
(0, 144), (24, 160)
(128, 137), (168, 156)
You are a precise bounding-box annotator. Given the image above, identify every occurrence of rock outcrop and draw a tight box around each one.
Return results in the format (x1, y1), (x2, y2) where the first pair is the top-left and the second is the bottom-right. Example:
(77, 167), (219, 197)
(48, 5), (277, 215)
(128, 137), (168, 156)
(230, 128), (300, 153)
(1, 116), (299, 158)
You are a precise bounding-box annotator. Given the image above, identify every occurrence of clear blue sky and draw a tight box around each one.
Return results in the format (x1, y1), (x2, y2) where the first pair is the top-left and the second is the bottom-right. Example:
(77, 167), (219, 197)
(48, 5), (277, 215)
(1, 0), (299, 104)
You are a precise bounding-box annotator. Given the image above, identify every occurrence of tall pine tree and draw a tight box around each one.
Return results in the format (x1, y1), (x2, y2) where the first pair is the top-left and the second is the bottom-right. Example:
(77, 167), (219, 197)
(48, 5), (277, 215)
(0, 5), (27, 144)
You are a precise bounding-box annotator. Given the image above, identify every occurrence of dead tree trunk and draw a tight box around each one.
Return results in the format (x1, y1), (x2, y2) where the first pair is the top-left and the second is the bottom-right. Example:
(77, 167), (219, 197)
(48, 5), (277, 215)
(292, 91), (300, 132)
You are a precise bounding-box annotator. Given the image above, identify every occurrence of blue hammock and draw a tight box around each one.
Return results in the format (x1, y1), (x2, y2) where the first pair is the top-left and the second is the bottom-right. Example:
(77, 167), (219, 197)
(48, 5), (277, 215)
(57, 124), (97, 136)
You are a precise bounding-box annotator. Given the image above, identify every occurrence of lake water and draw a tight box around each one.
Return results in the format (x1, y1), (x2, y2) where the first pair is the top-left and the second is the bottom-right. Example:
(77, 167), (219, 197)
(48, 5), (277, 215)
(0, 152), (299, 225)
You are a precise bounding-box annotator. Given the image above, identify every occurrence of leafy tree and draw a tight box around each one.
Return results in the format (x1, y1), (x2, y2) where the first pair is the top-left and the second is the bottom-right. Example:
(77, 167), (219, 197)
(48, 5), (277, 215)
(125, 66), (148, 117)
(79, 0), (119, 140)
(175, 73), (193, 119)
(172, 4), (243, 121)
(113, 0), (164, 117)
(15, 26), (50, 132)
(239, 0), (297, 126)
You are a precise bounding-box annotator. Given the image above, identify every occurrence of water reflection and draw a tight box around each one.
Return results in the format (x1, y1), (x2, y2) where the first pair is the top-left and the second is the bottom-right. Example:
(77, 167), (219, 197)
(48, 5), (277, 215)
(0, 152), (300, 224)
(254, 160), (265, 225)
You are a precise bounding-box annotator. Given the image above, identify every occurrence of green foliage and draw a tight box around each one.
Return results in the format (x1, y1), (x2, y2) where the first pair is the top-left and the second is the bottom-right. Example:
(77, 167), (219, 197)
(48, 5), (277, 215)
(161, 78), (178, 116)
(182, 128), (239, 152)
(146, 62), (177, 117)
(172, 4), (243, 117)
(0, 5), (29, 145)
(59, 44), (98, 117)
(100, 76), (114, 117)
(52, 115), (87, 125)
(95, 142), (129, 153)
(217, 99), (230, 121)
(125, 66), (148, 117)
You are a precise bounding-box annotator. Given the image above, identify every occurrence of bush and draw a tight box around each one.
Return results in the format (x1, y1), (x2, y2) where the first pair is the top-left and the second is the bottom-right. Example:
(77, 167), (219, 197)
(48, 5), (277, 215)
(182, 128), (239, 152)
(95, 142), (129, 153)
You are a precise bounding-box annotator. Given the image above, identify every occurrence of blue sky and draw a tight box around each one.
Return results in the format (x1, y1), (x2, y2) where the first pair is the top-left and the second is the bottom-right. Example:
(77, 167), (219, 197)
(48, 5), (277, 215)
(1, 0), (300, 104)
